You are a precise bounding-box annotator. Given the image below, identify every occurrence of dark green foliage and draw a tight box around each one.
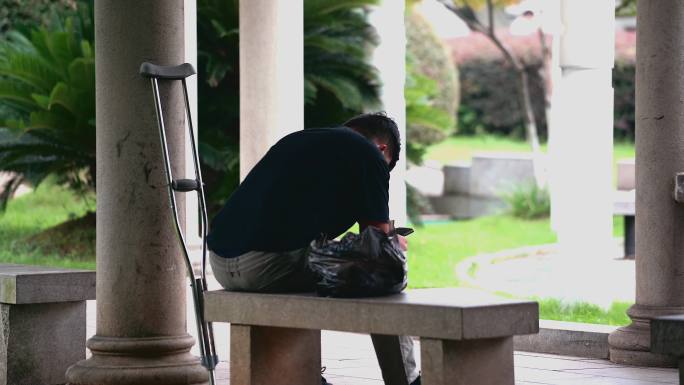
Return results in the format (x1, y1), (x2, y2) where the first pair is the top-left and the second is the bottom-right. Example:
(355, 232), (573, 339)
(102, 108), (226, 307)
(613, 63), (635, 141)
(0, 0), (78, 35)
(197, 0), (381, 211)
(502, 183), (550, 219)
(0, 2), (94, 209)
(457, 59), (547, 139)
(405, 60), (455, 165)
(196, 0), (240, 210)
(304, 0), (381, 128)
(405, 7), (457, 166)
(458, 58), (636, 142)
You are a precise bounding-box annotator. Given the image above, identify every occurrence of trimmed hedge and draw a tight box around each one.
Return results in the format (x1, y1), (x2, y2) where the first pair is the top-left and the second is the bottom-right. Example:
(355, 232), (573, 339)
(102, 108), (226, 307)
(457, 59), (547, 139)
(451, 30), (636, 141)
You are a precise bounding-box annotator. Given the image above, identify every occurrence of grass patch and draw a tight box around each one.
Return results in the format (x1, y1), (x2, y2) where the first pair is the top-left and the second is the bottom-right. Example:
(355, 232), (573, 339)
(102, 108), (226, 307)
(425, 135), (537, 164)
(408, 215), (557, 288)
(0, 181), (95, 269)
(537, 298), (632, 326)
(426, 135), (635, 164)
(409, 215), (625, 288)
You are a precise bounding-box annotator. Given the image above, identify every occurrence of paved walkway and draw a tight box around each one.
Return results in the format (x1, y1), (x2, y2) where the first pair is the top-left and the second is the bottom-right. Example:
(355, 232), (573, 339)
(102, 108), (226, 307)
(455, 240), (635, 308)
(84, 253), (677, 384)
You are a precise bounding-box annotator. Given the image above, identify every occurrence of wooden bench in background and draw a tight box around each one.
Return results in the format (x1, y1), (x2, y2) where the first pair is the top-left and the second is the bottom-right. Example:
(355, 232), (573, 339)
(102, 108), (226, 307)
(204, 288), (538, 385)
(0, 264), (95, 385)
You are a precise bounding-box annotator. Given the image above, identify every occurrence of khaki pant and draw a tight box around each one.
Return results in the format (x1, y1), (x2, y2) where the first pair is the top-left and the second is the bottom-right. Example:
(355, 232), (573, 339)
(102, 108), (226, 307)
(210, 249), (420, 384)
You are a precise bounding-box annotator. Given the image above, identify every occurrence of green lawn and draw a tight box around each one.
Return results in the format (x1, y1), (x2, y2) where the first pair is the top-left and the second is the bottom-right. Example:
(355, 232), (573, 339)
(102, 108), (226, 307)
(426, 135), (538, 163)
(408, 215), (556, 288)
(537, 298), (631, 326)
(3, 181), (631, 324)
(0, 181), (95, 269)
(408, 215), (624, 289)
(426, 135), (636, 164)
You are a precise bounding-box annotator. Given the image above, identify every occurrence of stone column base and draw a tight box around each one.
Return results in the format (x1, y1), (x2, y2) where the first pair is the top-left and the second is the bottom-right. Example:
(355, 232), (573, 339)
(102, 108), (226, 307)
(66, 335), (209, 385)
(608, 304), (684, 367)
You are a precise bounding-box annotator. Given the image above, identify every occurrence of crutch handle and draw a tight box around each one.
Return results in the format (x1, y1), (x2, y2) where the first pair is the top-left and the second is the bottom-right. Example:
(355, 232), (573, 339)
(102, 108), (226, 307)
(140, 62), (196, 80)
(172, 178), (201, 192)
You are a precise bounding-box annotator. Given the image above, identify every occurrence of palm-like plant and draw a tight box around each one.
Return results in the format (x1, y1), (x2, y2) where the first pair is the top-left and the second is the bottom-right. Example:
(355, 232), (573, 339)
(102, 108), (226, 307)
(0, 5), (94, 209)
(197, 0), (381, 211)
(303, 0), (381, 127)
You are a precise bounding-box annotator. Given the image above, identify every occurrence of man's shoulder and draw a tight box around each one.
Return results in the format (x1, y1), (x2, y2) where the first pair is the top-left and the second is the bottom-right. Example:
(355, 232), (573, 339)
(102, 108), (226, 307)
(283, 126), (363, 142)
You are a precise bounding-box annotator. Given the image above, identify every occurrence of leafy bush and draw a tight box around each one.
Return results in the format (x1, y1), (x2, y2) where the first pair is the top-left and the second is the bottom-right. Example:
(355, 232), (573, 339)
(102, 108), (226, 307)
(0, 3), (94, 209)
(0, 0), (78, 34)
(502, 183), (550, 219)
(457, 59), (547, 140)
(450, 29), (637, 142)
(613, 62), (635, 141)
(405, 7), (457, 166)
(405, 59), (455, 165)
(406, 8), (459, 122)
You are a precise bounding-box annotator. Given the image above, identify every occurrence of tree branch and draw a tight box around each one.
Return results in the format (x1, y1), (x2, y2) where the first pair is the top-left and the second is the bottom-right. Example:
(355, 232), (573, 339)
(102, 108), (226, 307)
(486, 0), (494, 36)
(437, 0), (487, 35)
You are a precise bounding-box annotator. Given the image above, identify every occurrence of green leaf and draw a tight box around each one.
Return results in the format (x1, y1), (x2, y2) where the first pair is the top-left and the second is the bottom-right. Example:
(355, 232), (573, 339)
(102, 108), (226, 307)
(0, 80), (40, 112)
(307, 74), (363, 110)
(31, 93), (50, 109)
(0, 52), (61, 92)
(47, 82), (77, 117)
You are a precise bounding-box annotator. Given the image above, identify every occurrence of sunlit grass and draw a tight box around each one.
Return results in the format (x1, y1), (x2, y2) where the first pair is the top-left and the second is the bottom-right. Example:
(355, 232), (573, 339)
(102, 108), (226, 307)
(408, 215), (557, 288)
(537, 298), (632, 326)
(2, 181), (632, 324)
(0, 181), (95, 270)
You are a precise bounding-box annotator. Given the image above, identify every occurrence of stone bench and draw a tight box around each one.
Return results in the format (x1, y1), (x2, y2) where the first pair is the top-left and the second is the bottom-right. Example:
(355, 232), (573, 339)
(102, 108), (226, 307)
(651, 315), (684, 382)
(204, 287), (539, 385)
(0, 263), (95, 385)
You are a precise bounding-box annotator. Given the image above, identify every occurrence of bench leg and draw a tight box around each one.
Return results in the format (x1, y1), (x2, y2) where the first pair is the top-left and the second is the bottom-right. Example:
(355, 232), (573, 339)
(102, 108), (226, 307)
(420, 336), (514, 385)
(230, 324), (320, 385)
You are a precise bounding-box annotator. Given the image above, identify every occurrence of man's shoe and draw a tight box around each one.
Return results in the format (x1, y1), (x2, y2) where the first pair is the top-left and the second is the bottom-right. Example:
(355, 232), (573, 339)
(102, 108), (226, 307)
(410, 375), (421, 385)
(321, 376), (333, 385)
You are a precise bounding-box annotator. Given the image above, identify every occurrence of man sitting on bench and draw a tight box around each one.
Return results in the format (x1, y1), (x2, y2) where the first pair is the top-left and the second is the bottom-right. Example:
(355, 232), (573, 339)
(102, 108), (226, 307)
(207, 113), (420, 385)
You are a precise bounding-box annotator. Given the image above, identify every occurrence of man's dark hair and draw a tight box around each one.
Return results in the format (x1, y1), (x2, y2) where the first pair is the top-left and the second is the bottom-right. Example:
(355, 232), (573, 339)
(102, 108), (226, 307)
(343, 112), (401, 171)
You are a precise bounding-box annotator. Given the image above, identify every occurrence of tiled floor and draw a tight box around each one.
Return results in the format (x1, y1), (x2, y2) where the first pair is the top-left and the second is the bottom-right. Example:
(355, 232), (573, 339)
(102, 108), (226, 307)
(202, 330), (677, 385)
(83, 274), (679, 385)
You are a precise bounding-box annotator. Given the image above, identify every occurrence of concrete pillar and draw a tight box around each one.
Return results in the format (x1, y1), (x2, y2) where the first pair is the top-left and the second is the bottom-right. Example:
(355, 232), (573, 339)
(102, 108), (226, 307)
(239, 0), (304, 179)
(608, 1), (684, 367)
(66, 1), (209, 384)
(548, 0), (615, 261)
(369, 0), (408, 226)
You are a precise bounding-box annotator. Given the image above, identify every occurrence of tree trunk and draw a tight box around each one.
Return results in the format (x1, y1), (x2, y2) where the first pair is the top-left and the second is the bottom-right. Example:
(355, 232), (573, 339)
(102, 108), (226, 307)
(518, 68), (541, 155)
(517, 67), (544, 187)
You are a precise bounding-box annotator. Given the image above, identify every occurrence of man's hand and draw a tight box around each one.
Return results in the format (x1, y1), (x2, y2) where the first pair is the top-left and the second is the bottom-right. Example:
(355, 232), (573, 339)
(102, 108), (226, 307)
(397, 234), (408, 251)
(359, 220), (408, 251)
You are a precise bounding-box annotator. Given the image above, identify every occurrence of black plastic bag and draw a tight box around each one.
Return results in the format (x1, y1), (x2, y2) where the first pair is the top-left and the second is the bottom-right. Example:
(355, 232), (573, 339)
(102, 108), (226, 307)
(307, 226), (407, 297)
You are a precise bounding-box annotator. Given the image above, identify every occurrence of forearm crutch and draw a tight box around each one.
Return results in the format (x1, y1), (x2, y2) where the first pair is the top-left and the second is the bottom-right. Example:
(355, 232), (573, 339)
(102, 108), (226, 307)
(139, 62), (218, 385)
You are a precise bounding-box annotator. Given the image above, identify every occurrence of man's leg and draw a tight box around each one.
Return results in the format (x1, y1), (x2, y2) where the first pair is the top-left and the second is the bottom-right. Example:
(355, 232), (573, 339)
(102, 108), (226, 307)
(371, 334), (420, 385)
(210, 248), (316, 292)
